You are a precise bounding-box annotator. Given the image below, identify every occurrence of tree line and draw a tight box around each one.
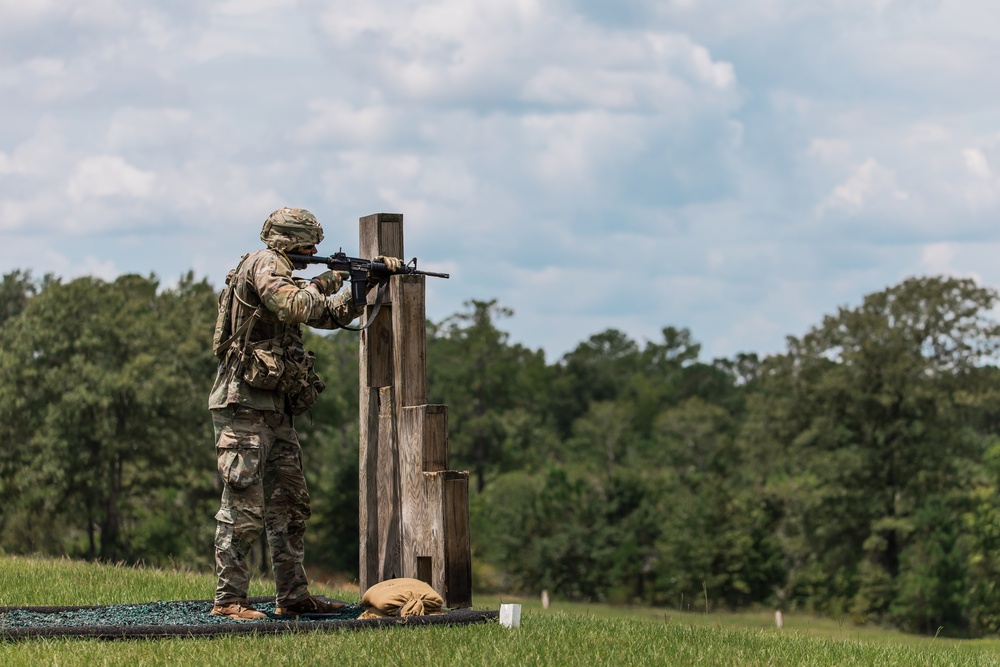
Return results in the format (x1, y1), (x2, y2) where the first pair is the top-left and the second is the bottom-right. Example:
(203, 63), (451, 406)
(2, 270), (1000, 636)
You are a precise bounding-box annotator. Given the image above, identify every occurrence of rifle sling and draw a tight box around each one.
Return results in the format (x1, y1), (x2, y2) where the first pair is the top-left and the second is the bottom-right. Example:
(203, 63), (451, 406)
(215, 304), (261, 357)
(215, 255), (263, 358)
(218, 275), (389, 350)
(338, 279), (389, 332)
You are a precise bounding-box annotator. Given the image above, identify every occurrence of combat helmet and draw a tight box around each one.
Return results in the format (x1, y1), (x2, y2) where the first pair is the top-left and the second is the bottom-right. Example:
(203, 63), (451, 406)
(260, 207), (324, 251)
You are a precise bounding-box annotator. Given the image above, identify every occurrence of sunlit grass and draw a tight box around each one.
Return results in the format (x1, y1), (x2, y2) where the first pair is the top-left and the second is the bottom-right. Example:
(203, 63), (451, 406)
(3, 555), (1000, 666)
(480, 592), (1000, 652)
(0, 553), (356, 607)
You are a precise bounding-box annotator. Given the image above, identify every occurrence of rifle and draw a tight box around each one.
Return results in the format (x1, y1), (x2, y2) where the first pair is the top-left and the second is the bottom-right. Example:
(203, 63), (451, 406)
(286, 249), (449, 329)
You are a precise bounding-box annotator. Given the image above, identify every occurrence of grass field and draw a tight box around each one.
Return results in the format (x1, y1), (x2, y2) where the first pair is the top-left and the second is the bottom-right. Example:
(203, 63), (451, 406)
(2, 555), (1000, 666)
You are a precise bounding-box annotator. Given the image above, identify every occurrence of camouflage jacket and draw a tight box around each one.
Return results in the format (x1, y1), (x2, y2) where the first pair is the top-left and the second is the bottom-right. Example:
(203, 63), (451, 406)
(208, 248), (363, 412)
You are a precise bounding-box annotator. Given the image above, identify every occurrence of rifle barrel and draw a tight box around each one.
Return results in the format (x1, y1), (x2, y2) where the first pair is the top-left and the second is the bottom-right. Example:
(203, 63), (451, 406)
(419, 270), (450, 279)
(285, 253), (449, 279)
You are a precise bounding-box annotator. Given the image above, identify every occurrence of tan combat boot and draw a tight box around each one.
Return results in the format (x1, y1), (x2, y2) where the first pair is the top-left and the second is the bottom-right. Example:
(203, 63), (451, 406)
(210, 601), (268, 621)
(275, 595), (347, 617)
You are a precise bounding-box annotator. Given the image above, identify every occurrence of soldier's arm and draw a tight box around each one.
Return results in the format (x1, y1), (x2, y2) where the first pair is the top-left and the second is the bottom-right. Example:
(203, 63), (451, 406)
(306, 290), (365, 330)
(254, 253), (329, 325)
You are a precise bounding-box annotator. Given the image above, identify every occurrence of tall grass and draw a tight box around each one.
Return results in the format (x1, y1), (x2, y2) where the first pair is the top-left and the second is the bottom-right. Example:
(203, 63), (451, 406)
(0, 552), (359, 608)
(0, 554), (279, 607)
(3, 556), (1000, 666)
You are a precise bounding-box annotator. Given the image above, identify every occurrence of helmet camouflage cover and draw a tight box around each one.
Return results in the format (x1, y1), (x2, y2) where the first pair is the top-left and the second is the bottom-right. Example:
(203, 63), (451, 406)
(260, 207), (324, 251)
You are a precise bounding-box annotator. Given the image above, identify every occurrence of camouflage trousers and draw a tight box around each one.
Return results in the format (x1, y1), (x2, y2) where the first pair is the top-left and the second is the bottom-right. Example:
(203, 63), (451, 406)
(211, 405), (312, 607)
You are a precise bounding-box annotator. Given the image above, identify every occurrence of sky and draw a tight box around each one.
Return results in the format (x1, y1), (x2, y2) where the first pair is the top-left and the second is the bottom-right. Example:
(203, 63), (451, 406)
(2, 0), (999, 362)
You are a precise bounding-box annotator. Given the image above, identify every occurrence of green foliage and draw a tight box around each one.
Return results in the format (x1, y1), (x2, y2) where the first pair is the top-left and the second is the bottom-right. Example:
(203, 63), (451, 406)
(5, 556), (1000, 667)
(891, 496), (970, 635)
(963, 440), (1000, 635)
(5, 269), (1000, 638)
(0, 269), (40, 326)
(0, 272), (219, 565)
(476, 467), (658, 601)
(427, 299), (554, 491)
(292, 329), (362, 578)
(743, 277), (1000, 632)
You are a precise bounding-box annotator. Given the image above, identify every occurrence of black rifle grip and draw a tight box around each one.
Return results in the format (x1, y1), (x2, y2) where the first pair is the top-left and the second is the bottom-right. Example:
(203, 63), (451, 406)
(351, 276), (366, 308)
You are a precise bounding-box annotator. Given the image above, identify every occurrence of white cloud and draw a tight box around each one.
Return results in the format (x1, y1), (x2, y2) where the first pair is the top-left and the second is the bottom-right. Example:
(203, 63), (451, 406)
(70, 0), (133, 30)
(292, 101), (396, 146)
(106, 107), (195, 149)
(0, 123), (68, 177)
(316, 148), (481, 240)
(216, 0), (297, 15)
(920, 242), (958, 274)
(0, 196), (66, 233)
(66, 155), (157, 201)
(191, 30), (267, 61)
(0, 57), (99, 104)
(963, 148), (993, 181)
(0, 241), (121, 282)
(649, 0), (950, 38)
(821, 158), (909, 213)
(710, 313), (785, 358)
(903, 123), (955, 149)
(807, 138), (852, 164)
(73, 256), (120, 281)
(0, 0), (62, 32)
(137, 9), (184, 51)
(3, 0), (1000, 364)
(310, 0), (737, 114)
(521, 33), (736, 112)
(521, 111), (647, 190)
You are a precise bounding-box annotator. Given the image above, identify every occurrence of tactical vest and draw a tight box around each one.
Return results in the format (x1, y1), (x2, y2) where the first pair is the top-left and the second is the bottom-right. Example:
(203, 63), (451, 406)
(212, 252), (325, 415)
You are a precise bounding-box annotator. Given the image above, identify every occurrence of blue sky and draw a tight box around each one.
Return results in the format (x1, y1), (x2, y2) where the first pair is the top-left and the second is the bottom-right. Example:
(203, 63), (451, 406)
(2, 0), (998, 362)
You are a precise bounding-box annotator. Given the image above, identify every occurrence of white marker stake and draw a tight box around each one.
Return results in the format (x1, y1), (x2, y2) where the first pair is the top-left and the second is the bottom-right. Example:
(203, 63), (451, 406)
(500, 604), (522, 628)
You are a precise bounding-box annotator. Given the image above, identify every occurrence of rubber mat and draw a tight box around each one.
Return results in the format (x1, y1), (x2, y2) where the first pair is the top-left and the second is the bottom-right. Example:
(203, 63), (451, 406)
(0, 596), (498, 641)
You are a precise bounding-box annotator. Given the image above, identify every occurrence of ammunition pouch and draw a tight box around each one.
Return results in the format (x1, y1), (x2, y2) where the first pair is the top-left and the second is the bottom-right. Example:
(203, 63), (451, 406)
(242, 341), (286, 391)
(241, 340), (325, 415)
(281, 346), (326, 415)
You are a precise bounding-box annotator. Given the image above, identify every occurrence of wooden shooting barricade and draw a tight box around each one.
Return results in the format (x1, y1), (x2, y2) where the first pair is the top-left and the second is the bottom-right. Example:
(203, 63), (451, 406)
(357, 213), (473, 609)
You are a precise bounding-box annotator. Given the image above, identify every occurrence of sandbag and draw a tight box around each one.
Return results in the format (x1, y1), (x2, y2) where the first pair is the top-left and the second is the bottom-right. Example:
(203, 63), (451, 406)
(360, 578), (444, 618)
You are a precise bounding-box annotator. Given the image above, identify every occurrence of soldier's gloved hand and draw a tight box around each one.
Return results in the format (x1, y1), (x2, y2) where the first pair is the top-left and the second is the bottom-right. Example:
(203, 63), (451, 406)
(375, 255), (404, 273)
(310, 270), (349, 295)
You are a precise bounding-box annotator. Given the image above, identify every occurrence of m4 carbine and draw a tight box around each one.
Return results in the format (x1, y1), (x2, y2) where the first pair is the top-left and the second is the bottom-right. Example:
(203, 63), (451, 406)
(286, 249), (449, 309)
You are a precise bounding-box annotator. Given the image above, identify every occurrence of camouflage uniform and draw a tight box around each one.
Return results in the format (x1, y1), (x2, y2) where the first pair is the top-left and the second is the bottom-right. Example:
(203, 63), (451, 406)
(209, 208), (362, 608)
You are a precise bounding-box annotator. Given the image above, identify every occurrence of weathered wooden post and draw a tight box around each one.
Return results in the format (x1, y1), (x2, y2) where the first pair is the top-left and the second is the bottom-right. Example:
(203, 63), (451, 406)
(357, 213), (472, 608)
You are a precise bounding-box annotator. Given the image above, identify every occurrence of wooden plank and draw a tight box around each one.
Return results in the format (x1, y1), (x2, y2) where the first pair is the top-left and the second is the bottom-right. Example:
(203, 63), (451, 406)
(391, 275), (427, 408)
(365, 302), (393, 388)
(358, 257), (393, 589)
(423, 405), (448, 472)
(399, 406), (426, 580)
(357, 211), (473, 608)
(376, 386), (402, 580)
(357, 387), (380, 592)
(423, 472), (447, 597)
(358, 212), (406, 592)
(443, 471), (472, 608)
(359, 213), (404, 260)
(416, 557), (433, 586)
(360, 213), (404, 306)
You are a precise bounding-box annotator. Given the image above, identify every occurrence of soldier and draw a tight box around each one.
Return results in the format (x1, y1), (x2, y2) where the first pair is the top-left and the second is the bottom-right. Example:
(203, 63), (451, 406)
(208, 207), (401, 620)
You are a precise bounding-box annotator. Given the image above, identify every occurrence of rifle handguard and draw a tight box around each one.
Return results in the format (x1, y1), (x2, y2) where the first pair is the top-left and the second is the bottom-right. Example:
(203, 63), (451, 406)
(286, 248), (449, 322)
